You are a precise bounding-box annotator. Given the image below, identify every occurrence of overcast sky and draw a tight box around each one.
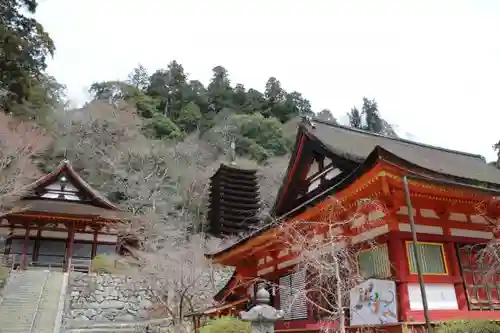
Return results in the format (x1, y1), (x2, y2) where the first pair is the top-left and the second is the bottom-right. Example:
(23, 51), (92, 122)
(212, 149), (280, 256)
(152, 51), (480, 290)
(35, 0), (500, 161)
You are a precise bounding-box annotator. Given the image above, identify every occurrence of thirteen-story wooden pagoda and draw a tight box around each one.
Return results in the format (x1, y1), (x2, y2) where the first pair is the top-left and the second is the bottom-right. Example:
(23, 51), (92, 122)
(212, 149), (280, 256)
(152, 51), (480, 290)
(207, 164), (260, 236)
(206, 118), (500, 332)
(0, 160), (126, 271)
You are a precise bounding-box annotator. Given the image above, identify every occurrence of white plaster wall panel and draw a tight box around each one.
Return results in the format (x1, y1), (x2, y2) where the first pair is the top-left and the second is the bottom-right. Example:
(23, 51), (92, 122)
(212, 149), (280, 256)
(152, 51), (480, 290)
(74, 232), (95, 241)
(308, 179), (321, 192)
(0, 227), (11, 236)
(306, 161), (319, 178)
(351, 224), (389, 244)
(396, 206), (417, 216)
(450, 228), (493, 239)
(257, 266), (275, 276)
(470, 214), (488, 224)
(97, 234), (118, 243)
(368, 210), (386, 221)
(278, 249), (289, 258)
(352, 215), (367, 228)
(398, 223), (443, 235)
(420, 209), (439, 219)
(12, 229), (37, 236)
(40, 230), (68, 239)
(325, 168), (342, 180)
(277, 257), (300, 270)
(408, 283), (458, 310)
(449, 213), (468, 222)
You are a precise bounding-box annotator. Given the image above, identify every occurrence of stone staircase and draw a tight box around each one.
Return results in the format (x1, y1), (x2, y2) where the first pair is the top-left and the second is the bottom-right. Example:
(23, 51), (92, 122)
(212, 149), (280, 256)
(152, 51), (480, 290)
(32, 271), (65, 333)
(0, 269), (65, 333)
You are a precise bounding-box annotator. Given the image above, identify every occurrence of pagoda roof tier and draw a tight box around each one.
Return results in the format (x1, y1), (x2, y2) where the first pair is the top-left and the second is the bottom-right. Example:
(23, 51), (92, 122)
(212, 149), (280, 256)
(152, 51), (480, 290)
(207, 212), (260, 222)
(210, 199), (261, 210)
(209, 193), (260, 204)
(216, 206), (261, 215)
(217, 224), (254, 234)
(210, 163), (257, 177)
(212, 184), (259, 199)
(219, 216), (260, 225)
(207, 163), (261, 236)
(212, 177), (259, 188)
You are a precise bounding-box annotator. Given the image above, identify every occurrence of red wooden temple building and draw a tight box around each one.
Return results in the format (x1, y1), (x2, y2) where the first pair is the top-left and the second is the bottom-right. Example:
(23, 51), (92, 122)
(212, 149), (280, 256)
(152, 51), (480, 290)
(0, 160), (126, 271)
(204, 118), (500, 332)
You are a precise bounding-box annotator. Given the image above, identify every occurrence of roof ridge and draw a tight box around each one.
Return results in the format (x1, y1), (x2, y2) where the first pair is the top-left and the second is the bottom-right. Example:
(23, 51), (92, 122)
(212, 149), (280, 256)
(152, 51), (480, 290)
(310, 118), (486, 161)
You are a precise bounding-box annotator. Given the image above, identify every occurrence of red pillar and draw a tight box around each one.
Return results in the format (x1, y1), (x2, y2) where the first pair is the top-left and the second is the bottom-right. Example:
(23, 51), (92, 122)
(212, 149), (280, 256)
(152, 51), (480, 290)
(444, 241), (467, 310)
(21, 226), (30, 270)
(196, 316), (201, 332)
(388, 233), (410, 322)
(65, 222), (75, 271)
(91, 228), (98, 258)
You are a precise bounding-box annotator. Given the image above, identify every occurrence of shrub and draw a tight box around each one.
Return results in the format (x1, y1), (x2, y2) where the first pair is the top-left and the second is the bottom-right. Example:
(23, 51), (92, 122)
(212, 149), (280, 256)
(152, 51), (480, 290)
(0, 266), (8, 288)
(90, 254), (125, 274)
(437, 320), (500, 333)
(200, 316), (251, 333)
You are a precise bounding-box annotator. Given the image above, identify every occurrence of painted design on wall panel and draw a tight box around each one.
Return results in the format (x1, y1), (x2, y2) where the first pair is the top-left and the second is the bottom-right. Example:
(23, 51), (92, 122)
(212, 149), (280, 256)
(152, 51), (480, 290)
(350, 279), (397, 325)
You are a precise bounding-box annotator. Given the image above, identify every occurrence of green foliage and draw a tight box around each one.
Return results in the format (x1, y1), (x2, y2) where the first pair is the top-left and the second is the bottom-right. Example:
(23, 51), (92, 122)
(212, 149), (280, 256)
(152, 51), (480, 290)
(0, 1), (399, 161)
(85, 61), (335, 162)
(82, 61), (401, 162)
(90, 254), (126, 274)
(200, 316), (251, 333)
(0, 0), (57, 115)
(144, 115), (183, 140)
(437, 320), (500, 333)
(347, 97), (398, 137)
(177, 101), (202, 132)
(0, 266), (8, 288)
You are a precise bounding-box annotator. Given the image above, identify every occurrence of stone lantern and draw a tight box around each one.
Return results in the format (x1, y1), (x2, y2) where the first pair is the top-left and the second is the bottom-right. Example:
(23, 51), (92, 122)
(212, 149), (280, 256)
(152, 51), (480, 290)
(239, 287), (284, 333)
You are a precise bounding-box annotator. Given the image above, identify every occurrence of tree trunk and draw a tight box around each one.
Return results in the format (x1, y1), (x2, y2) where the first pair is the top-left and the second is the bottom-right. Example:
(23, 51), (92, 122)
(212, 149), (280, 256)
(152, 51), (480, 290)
(334, 258), (346, 333)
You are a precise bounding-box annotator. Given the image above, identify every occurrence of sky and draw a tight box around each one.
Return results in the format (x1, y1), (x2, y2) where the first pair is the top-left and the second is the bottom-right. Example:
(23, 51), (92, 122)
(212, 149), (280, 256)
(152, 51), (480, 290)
(35, 0), (500, 161)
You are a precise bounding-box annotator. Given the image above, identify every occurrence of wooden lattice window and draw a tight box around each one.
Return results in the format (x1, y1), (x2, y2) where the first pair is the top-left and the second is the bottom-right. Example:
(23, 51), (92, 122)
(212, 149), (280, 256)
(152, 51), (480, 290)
(279, 270), (308, 320)
(358, 245), (391, 278)
(406, 241), (448, 275)
(457, 244), (500, 310)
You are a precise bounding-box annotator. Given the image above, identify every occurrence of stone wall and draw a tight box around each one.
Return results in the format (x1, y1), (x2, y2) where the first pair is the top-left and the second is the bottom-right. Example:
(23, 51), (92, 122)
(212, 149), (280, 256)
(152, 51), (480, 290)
(65, 272), (158, 328)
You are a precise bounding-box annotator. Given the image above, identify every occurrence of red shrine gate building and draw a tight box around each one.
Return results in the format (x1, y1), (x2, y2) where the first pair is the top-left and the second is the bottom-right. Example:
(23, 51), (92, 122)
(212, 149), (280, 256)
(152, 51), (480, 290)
(0, 160), (125, 271)
(205, 119), (500, 332)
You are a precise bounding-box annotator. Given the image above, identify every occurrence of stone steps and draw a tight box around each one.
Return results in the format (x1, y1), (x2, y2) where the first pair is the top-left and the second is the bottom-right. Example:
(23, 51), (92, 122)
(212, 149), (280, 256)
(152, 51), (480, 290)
(65, 318), (173, 333)
(32, 271), (65, 333)
(0, 269), (65, 333)
(0, 270), (50, 332)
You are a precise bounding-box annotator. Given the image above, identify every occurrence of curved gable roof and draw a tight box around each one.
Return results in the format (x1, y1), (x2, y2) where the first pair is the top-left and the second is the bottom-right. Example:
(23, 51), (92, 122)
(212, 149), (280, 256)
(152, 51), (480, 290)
(307, 119), (500, 187)
(22, 160), (121, 211)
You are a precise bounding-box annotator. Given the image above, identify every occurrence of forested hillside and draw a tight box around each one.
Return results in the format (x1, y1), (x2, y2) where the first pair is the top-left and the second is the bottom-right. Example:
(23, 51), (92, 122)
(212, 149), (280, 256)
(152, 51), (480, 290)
(3, 0), (497, 225)
(4, 1), (500, 325)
